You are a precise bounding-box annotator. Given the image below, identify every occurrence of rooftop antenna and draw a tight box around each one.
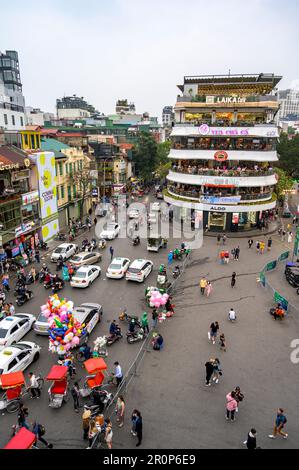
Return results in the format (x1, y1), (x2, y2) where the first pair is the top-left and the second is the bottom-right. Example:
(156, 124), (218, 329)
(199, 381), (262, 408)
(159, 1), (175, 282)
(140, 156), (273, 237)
(228, 69), (231, 76)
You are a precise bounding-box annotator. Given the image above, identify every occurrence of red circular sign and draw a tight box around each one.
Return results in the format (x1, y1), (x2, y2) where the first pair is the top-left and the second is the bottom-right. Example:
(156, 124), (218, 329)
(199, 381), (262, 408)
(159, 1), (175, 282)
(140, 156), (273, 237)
(214, 150), (228, 162)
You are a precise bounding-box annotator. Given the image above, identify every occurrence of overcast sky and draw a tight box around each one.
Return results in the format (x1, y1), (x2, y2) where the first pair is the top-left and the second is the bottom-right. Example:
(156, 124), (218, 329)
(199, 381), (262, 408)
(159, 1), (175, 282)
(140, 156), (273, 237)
(1, 0), (299, 119)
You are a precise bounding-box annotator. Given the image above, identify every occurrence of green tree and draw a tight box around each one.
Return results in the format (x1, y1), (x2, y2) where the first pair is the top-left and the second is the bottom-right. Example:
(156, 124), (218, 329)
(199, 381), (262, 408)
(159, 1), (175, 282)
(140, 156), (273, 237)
(154, 161), (172, 180)
(68, 161), (93, 219)
(132, 131), (158, 181)
(274, 167), (294, 201)
(156, 141), (171, 165)
(276, 133), (299, 177)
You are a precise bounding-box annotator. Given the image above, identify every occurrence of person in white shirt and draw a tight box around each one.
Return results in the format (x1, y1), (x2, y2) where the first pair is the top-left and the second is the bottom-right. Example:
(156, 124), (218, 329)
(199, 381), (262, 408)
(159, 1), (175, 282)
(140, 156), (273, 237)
(114, 362), (123, 387)
(228, 308), (236, 322)
(29, 372), (40, 398)
(9, 303), (15, 316)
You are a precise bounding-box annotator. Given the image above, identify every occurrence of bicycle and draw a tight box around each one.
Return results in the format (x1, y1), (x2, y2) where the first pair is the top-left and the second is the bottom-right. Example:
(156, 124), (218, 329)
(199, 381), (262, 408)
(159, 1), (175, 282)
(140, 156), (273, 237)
(0, 375), (44, 413)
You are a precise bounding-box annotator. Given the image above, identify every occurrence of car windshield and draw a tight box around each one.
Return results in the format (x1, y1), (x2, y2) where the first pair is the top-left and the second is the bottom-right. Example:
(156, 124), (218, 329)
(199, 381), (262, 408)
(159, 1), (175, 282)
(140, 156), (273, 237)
(75, 271), (87, 278)
(38, 312), (49, 323)
(13, 344), (30, 351)
(109, 264), (122, 270)
(54, 247), (65, 253)
(127, 267), (140, 274)
(107, 225), (116, 230)
(0, 328), (8, 338)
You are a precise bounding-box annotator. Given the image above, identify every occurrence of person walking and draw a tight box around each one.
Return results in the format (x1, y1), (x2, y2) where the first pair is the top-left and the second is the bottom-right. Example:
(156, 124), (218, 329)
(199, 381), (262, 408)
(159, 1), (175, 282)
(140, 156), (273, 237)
(2, 274), (10, 292)
(226, 391), (238, 422)
(28, 372), (40, 399)
(234, 386), (244, 412)
(151, 308), (158, 330)
(267, 237), (273, 251)
(256, 241), (260, 253)
(109, 246), (114, 261)
(205, 281), (212, 297)
(230, 271), (236, 288)
(104, 418), (113, 449)
(228, 308), (236, 322)
(17, 404), (29, 429)
(209, 321), (219, 345)
(82, 407), (91, 440)
(234, 246), (240, 261)
(200, 277), (207, 295)
(212, 358), (222, 383)
(259, 241), (265, 254)
(281, 230), (286, 242)
(71, 382), (80, 413)
(248, 239), (253, 249)
(205, 359), (214, 386)
(131, 409), (138, 436)
(244, 428), (257, 450)
(135, 410), (143, 447)
(219, 333), (226, 352)
(268, 408), (288, 439)
(287, 232), (293, 243)
(32, 422), (53, 448)
(35, 248), (40, 264)
(141, 312), (149, 335)
(115, 395), (125, 427)
(114, 361), (123, 386)
(217, 234), (221, 244)
(86, 419), (98, 449)
(167, 251), (173, 266)
(222, 234), (227, 245)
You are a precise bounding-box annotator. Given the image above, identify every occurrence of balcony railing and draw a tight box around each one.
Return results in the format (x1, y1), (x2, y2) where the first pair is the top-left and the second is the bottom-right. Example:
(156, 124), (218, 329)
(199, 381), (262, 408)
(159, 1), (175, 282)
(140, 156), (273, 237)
(167, 185), (273, 202)
(170, 166), (275, 177)
(172, 141), (275, 151)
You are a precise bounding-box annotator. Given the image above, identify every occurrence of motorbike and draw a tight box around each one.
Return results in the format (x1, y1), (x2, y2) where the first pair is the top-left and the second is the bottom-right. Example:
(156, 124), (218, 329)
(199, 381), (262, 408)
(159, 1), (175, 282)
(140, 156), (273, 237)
(90, 239), (97, 250)
(157, 273), (168, 289)
(98, 239), (106, 249)
(56, 259), (64, 271)
(172, 266), (181, 279)
(269, 307), (286, 320)
(52, 280), (65, 294)
(54, 233), (66, 241)
(16, 290), (34, 306)
(44, 278), (53, 289)
(119, 309), (141, 326)
(39, 270), (49, 283)
(132, 236), (140, 246)
(106, 327), (122, 346)
(126, 328), (146, 344)
(81, 239), (89, 251)
(90, 389), (114, 412)
(25, 273), (34, 285)
(39, 241), (48, 250)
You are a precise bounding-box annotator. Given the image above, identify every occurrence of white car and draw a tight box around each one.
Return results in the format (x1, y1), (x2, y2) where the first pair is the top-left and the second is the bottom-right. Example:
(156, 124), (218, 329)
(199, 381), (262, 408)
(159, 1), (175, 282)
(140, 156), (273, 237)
(128, 209), (140, 219)
(106, 257), (130, 279)
(99, 223), (120, 240)
(0, 314), (36, 351)
(51, 243), (78, 262)
(0, 341), (41, 375)
(151, 202), (161, 212)
(70, 265), (101, 288)
(126, 259), (153, 283)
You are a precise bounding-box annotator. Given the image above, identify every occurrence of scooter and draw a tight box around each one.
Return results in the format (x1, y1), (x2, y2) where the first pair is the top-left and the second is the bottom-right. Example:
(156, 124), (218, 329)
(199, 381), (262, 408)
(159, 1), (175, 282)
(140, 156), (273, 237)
(52, 280), (65, 294)
(25, 273), (34, 285)
(54, 233), (66, 241)
(99, 239), (106, 249)
(172, 266), (181, 279)
(119, 309), (141, 326)
(132, 236), (140, 246)
(39, 241), (48, 250)
(16, 290), (34, 306)
(106, 327), (122, 346)
(126, 328), (146, 344)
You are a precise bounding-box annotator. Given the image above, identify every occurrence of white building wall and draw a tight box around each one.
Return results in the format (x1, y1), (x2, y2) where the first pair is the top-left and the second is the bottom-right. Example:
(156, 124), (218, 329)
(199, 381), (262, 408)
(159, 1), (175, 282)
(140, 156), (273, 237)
(57, 108), (91, 119)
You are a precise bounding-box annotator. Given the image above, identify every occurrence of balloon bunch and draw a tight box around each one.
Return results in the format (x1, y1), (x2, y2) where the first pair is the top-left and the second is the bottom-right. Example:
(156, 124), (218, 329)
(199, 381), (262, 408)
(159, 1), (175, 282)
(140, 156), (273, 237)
(41, 294), (86, 356)
(149, 290), (169, 308)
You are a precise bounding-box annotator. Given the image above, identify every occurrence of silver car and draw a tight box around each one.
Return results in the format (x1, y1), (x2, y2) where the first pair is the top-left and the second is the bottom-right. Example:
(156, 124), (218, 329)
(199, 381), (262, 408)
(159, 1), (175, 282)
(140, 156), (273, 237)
(69, 251), (102, 268)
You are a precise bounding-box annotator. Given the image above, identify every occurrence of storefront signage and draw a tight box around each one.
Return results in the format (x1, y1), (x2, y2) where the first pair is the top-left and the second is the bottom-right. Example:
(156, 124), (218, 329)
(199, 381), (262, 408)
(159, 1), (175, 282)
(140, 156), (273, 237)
(206, 95), (246, 104)
(22, 191), (39, 205)
(12, 246), (20, 257)
(15, 222), (35, 237)
(201, 176), (240, 186)
(174, 126), (278, 138)
(11, 169), (30, 182)
(210, 206), (227, 211)
(0, 162), (20, 171)
(92, 188), (99, 197)
(201, 196), (241, 204)
(214, 150), (228, 162)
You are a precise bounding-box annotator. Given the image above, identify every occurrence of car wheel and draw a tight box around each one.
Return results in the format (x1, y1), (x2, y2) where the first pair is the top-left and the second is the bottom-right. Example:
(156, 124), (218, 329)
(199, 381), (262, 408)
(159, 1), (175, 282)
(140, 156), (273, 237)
(33, 352), (40, 362)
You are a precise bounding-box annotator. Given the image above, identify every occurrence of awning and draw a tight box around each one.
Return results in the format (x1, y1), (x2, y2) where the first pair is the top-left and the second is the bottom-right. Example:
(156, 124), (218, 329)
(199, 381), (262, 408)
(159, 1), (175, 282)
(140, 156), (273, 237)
(0, 371), (25, 389)
(0, 146), (33, 170)
(46, 365), (68, 381)
(4, 427), (36, 449)
(84, 358), (107, 374)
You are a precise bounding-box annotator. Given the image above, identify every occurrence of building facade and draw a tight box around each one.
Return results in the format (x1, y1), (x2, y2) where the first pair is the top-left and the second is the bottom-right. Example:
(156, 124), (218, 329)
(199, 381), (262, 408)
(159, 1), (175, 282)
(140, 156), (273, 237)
(56, 95), (96, 120)
(278, 89), (299, 121)
(165, 73), (281, 232)
(162, 106), (174, 127)
(0, 50), (25, 131)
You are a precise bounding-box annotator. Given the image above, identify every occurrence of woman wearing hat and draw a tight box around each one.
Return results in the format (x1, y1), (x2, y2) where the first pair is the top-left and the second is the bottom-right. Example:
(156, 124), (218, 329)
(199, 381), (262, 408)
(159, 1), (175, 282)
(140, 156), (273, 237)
(82, 407), (91, 440)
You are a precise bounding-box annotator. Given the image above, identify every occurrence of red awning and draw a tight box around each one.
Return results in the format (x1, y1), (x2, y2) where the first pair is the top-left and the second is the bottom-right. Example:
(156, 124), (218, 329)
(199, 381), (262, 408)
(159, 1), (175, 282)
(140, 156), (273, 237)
(46, 365), (68, 381)
(4, 427), (36, 449)
(84, 358), (107, 374)
(0, 371), (25, 389)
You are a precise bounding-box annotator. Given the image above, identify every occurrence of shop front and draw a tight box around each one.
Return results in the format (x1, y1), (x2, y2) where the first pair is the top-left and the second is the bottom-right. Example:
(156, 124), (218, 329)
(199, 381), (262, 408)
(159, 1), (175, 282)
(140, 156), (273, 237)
(204, 209), (260, 232)
(4, 222), (41, 266)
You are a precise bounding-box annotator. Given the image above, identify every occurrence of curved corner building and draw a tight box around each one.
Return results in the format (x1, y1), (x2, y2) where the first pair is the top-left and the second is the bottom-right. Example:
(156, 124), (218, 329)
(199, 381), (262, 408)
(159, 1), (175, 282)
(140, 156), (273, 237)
(164, 73), (282, 232)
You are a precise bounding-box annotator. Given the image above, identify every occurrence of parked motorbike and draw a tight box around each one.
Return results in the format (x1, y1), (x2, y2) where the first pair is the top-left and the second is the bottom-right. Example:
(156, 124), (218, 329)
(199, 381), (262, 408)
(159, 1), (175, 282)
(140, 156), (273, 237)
(16, 290), (34, 306)
(126, 328), (146, 344)
(25, 273), (34, 285)
(54, 233), (66, 241)
(132, 236), (140, 246)
(90, 389), (113, 411)
(172, 266), (181, 279)
(98, 239), (106, 249)
(90, 239), (97, 250)
(39, 241), (48, 250)
(119, 309), (141, 326)
(106, 327), (122, 346)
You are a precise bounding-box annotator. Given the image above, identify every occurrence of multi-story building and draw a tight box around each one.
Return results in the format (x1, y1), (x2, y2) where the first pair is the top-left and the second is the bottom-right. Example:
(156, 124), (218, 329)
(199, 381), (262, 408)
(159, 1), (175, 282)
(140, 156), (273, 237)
(162, 106), (174, 127)
(164, 73), (282, 232)
(56, 95), (96, 120)
(278, 89), (299, 121)
(0, 50), (25, 131)
(25, 107), (55, 126)
(116, 99), (136, 114)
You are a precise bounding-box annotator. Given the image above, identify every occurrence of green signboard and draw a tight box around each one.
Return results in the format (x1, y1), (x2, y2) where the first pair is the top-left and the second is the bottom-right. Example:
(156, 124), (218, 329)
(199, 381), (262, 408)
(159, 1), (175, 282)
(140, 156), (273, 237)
(278, 251), (290, 262)
(265, 260), (277, 272)
(274, 291), (289, 311)
(259, 271), (266, 287)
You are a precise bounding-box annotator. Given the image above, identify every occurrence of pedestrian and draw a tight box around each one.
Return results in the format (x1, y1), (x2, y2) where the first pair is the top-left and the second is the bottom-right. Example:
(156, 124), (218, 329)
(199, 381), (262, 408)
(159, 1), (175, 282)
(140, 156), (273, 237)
(35, 248), (40, 264)
(9, 303), (15, 316)
(209, 321), (219, 345)
(109, 246), (114, 261)
(28, 372), (40, 399)
(135, 410), (143, 447)
(94, 217), (97, 227)
(268, 408), (288, 439)
(244, 428), (257, 450)
(234, 386), (244, 412)
(88, 221), (92, 232)
(141, 312), (149, 335)
(217, 234), (221, 244)
(114, 361), (123, 386)
(104, 418), (113, 449)
(287, 232), (293, 243)
(200, 277), (207, 295)
(228, 308), (236, 322)
(231, 272), (236, 288)
(32, 422), (53, 448)
(222, 234), (227, 245)
(234, 246), (240, 260)
(226, 391), (238, 422)
(224, 251), (230, 264)
(167, 251), (173, 266)
(212, 358), (222, 383)
(17, 404), (29, 429)
(259, 241), (265, 254)
(267, 237), (273, 251)
(71, 382), (80, 413)
(115, 395), (125, 427)
(256, 241), (260, 253)
(86, 419), (98, 449)
(205, 358), (214, 386)
(2, 274), (10, 292)
(3, 303), (10, 317)
(219, 333), (226, 352)
(281, 230), (286, 242)
(248, 239), (253, 249)
(131, 409), (138, 436)
(151, 308), (158, 330)
(82, 407), (91, 440)
(205, 281), (212, 297)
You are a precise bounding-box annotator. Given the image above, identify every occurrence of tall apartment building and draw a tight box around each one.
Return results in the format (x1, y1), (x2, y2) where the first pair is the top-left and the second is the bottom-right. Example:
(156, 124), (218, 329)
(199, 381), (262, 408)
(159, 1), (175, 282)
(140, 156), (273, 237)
(162, 106), (174, 127)
(278, 89), (299, 120)
(164, 73), (281, 232)
(0, 50), (25, 130)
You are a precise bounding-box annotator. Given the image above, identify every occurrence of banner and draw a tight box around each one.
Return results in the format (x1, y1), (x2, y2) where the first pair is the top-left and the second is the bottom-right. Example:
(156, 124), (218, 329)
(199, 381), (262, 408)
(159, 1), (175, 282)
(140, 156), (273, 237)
(278, 251), (290, 262)
(259, 272), (266, 287)
(265, 260), (277, 271)
(274, 292), (289, 311)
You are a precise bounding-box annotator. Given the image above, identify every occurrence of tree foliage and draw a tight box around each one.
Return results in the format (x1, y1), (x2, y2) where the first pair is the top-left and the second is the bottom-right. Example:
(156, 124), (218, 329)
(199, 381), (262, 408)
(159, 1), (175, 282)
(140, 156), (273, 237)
(132, 132), (158, 181)
(274, 167), (294, 201)
(157, 141), (171, 164)
(276, 133), (299, 177)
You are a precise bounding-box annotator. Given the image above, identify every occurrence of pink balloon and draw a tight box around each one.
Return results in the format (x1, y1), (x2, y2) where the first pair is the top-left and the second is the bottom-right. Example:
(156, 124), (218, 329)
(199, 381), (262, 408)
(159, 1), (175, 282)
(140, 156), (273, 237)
(65, 343), (72, 351)
(160, 298), (167, 306)
(72, 336), (80, 346)
(41, 305), (47, 311)
(44, 310), (51, 318)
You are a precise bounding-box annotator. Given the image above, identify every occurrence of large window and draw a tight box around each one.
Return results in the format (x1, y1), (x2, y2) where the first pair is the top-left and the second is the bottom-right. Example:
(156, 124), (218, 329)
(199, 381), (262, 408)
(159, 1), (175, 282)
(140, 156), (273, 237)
(61, 185), (65, 199)
(21, 202), (39, 223)
(4, 114), (8, 125)
(11, 115), (15, 126)
(0, 201), (22, 230)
